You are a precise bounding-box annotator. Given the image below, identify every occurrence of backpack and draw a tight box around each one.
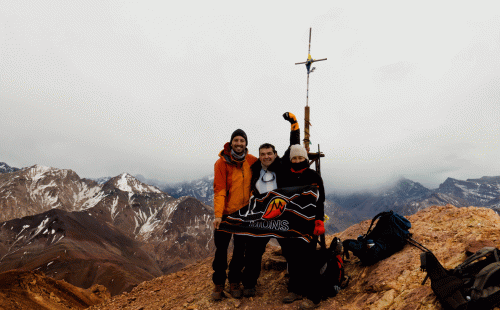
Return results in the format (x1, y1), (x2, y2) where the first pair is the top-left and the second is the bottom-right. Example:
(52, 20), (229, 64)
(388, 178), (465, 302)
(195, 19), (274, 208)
(314, 236), (349, 299)
(420, 247), (500, 310)
(342, 210), (412, 265)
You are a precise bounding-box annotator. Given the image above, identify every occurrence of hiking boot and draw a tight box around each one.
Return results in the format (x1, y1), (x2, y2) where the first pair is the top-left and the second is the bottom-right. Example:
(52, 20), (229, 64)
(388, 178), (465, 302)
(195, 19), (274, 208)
(211, 284), (225, 301)
(282, 292), (303, 303)
(229, 283), (242, 299)
(243, 287), (256, 297)
(298, 298), (320, 310)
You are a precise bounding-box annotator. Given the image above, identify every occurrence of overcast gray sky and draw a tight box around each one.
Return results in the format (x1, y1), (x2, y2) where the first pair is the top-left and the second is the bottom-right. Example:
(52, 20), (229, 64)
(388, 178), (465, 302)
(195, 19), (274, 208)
(1, 1), (500, 193)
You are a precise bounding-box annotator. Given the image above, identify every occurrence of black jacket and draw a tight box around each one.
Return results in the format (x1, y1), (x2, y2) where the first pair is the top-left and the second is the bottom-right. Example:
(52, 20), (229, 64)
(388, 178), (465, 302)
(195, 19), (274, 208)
(250, 128), (300, 195)
(280, 165), (325, 221)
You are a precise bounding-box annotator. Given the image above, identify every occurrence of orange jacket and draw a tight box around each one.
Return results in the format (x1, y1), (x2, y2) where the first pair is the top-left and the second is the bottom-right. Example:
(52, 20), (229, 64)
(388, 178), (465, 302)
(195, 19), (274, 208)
(213, 142), (257, 218)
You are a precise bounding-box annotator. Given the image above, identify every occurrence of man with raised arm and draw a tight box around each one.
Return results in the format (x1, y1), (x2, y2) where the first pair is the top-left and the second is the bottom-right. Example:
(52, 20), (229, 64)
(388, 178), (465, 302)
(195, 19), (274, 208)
(238, 112), (300, 297)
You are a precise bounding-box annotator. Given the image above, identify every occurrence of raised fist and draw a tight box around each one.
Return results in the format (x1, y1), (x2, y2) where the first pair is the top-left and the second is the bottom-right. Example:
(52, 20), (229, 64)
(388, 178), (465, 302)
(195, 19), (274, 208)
(283, 112), (297, 123)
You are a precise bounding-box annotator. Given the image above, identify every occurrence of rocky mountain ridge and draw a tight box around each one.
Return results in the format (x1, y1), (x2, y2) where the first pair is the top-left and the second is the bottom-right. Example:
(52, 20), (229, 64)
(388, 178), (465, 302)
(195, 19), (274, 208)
(0, 165), (103, 223)
(328, 177), (500, 219)
(145, 173), (500, 225)
(5, 160), (500, 229)
(160, 175), (215, 206)
(5, 162), (500, 215)
(0, 162), (19, 174)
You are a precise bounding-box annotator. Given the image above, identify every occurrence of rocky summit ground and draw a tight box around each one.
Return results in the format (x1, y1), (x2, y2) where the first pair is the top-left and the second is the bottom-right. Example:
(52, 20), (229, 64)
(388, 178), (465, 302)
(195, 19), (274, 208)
(0, 269), (109, 309)
(87, 205), (500, 310)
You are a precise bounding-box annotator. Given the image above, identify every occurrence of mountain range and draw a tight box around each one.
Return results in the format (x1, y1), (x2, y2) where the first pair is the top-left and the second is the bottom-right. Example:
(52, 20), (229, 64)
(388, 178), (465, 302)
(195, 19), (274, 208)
(327, 177), (500, 220)
(3, 161), (500, 231)
(2, 160), (500, 303)
(0, 164), (214, 296)
(137, 172), (500, 229)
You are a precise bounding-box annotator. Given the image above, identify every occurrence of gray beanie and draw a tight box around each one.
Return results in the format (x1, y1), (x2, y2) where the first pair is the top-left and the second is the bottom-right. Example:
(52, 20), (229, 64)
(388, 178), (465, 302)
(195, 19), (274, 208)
(289, 144), (308, 160)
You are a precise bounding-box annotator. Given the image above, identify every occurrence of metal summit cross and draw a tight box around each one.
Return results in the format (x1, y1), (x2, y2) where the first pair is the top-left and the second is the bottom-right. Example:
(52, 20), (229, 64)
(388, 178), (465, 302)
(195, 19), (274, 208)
(295, 27), (326, 173)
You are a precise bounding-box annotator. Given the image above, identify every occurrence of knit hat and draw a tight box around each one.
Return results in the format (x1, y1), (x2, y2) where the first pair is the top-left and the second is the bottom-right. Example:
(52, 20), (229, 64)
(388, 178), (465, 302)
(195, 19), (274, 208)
(289, 144), (308, 160)
(230, 129), (248, 146)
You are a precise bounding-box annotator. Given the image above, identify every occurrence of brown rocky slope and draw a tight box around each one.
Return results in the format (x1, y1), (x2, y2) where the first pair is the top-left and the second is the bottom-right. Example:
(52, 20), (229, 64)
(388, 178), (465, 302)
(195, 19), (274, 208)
(0, 269), (110, 309)
(88, 205), (500, 310)
(0, 209), (162, 296)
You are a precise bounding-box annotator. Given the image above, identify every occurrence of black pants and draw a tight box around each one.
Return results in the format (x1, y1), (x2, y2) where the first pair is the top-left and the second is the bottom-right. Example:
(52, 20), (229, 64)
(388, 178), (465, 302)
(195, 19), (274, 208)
(212, 230), (269, 288)
(278, 238), (320, 303)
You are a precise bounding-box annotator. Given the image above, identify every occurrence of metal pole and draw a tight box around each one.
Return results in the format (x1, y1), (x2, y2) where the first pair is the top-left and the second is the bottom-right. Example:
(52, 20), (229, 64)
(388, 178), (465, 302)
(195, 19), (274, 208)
(304, 72), (311, 152)
(308, 28), (312, 55)
(316, 144), (321, 174)
(304, 28), (312, 152)
(304, 105), (310, 152)
(294, 27), (326, 154)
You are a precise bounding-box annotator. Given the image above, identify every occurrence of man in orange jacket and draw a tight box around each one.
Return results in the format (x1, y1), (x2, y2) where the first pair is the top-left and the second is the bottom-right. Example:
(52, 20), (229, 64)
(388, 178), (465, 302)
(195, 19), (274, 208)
(212, 129), (257, 300)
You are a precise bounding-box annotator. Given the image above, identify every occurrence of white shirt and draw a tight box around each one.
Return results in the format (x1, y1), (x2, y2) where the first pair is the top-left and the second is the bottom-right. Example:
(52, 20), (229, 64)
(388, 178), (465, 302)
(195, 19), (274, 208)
(255, 168), (278, 194)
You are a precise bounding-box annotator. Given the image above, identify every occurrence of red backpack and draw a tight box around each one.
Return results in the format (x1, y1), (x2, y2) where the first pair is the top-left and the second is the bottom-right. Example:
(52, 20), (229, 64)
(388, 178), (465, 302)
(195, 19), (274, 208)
(314, 236), (350, 299)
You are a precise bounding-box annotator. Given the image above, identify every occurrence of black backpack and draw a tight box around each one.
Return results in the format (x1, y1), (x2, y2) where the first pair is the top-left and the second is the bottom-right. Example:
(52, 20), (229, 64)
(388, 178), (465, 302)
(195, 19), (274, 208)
(343, 210), (412, 265)
(314, 236), (349, 299)
(420, 247), (500, 310)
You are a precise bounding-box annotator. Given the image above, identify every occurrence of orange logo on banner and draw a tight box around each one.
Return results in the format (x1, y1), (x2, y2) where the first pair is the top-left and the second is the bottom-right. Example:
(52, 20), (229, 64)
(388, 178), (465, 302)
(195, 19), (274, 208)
(262, 198), (287, 219)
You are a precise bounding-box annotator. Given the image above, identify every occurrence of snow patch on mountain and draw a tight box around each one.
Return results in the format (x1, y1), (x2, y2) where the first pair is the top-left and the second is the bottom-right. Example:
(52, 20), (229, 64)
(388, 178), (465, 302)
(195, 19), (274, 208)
(81, 191), (107, 210)
(116, 173), (162, 195)
(110, 197), (120, 221)
(135, 207), (162, 240)
(74, 182), (103, 206)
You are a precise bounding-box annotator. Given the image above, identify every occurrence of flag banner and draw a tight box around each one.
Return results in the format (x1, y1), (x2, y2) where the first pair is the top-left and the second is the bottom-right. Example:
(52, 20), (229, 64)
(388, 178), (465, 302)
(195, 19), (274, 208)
(218, 185), (319, 242)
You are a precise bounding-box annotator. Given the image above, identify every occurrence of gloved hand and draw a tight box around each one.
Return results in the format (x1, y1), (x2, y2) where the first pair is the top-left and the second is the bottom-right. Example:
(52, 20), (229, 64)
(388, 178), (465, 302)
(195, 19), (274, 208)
(313, 220), (325, 235)
(283, 112), (299, 131)
(283, 112), (297, 123)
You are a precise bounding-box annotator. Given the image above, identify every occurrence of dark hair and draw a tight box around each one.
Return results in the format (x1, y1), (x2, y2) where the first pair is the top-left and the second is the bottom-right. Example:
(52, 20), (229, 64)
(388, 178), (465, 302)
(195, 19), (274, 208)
(259, 143), (277, 154)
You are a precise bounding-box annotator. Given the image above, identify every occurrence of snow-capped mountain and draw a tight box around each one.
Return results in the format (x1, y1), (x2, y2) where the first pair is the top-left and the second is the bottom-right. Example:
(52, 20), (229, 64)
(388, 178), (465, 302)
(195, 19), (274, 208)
(104, 173), (163, 196)
(328, 176), (500, 219)
(161, 175), (214, 206)
(0, 165), (103, 223)
(0, 162), (20, 174)
(438, 177), (500, 207)
(89, 173), (214, 273)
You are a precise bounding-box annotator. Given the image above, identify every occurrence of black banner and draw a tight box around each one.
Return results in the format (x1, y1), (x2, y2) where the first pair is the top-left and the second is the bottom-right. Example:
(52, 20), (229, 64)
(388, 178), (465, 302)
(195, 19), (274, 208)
(218, 185), (318, 242)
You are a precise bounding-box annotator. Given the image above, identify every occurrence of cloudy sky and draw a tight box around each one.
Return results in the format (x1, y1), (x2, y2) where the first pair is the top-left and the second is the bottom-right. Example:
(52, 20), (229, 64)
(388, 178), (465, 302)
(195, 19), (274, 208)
(1, 1), (499, 193)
